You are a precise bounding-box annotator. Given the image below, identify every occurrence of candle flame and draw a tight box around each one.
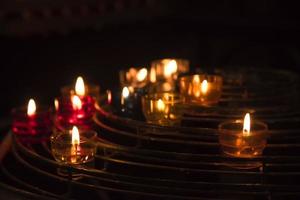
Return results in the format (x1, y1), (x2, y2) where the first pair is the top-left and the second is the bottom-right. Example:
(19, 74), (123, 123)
(137, 68), (148, 82)
(164, 60), (177, 77)
(71, 126), (80, 145)
(201, 80), (208, 94)
(150, 67), (156, 83)
(72, 95), (82, 110)
(54, 99), (59, 111)
(27, 99), (36, 116)
(157, 99), (165, 111)
(107, 90), (112, 104)
(243, 113), (251, 136)
(75, 76), (85, 96)
(122, 87), (130, 98)
(193, 76), (200, 83)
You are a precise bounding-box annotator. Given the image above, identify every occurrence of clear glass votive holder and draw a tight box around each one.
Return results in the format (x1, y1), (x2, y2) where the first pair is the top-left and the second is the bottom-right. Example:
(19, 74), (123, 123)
(50, 128), (97, 165)
(179, 74), (223, 106)
(150, 58), (189, 82)
(219, 120), (268, 158)
(142, 92), (184, 126)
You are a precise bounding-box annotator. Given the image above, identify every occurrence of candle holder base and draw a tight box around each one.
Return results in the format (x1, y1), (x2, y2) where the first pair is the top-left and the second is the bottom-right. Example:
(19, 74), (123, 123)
(56, 161), (95, 180)
(223, 160), (263, 170)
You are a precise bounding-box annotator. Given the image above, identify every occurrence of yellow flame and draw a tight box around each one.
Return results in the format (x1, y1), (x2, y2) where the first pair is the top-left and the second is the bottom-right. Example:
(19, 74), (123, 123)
(164, 60), (177, 77)
(122, 87), (130, 98)
(107, 90), (112, 104)
(137, 68), (148, 82)
(54, 99), (59, 111)
(150, 67), (156, 83)
(71, 126), (80, 145)
(243, 113), (251, 136)
(75, 76), (85, 96)
(157, 99), (165, 111)
(201, 80), (208, 94)
(72, 95), (82, 110)
(27, 99), (36, 116)
(193, 76), (200, 83)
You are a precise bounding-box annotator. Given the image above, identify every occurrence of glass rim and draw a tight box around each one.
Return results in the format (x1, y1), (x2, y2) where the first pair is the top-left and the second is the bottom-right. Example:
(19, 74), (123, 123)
(218, 119), (268, 136)
(151, 58), (189, 64)
(179, 74), (223, 82)
(142, 92), (184, 102)
(51, 130), (97, 145)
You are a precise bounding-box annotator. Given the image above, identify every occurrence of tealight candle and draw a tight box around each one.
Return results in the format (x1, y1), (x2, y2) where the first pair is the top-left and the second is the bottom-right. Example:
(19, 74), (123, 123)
(50, 126), (97, 165)
(55, 95), (96, 129)
(219, 113), (268, 158)
(55, 76), (96, 128)
(118, 86), (144, 119)
(150, 58), (189, 82)
(12, 98), (52, 139)
(179, 74), (223, 106)
(119, 67), (148, 89)
(142, 92), (184, 126)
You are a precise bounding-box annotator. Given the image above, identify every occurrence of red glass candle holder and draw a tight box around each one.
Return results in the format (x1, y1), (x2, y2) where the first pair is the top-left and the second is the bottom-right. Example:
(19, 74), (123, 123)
(55, 96), (96, 129)
(11, 107), (53, 138)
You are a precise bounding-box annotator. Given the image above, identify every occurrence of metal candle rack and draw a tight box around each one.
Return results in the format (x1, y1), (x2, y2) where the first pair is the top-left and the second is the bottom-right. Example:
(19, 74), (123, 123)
(1, 68), (300, 200)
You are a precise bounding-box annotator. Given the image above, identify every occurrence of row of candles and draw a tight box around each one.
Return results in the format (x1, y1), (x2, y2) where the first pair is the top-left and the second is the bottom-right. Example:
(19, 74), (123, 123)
(120, 58), (267, 159)
(10, 58), (268, 169)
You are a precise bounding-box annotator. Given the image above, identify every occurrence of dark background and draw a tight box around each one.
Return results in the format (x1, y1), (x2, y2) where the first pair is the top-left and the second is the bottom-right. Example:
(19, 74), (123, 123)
(1, 0), (300, 118)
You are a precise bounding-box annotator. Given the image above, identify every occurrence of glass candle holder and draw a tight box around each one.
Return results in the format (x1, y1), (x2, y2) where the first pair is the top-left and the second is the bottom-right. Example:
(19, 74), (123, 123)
(117, 86), (144, 119)
(150, 58), (189, 82)
(147, 81), (176, 93)
(54, 96), (96, 129)
(11, 102), (53, 138)
(119, 67), (149, 89)
(219, 119), (268, 158)
(142, 92), (184, 126)
(179, 74), (223, 106)
(50, 127), (97, 165)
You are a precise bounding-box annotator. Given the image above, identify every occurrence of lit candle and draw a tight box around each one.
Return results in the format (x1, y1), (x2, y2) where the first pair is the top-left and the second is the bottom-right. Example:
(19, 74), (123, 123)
(51, 126), (97, 165)
(150, 67), (156, 83)
(156, 99), (165, 111)
(120, 67), (149, 89)
(179, 74), (223, 106)
(75, 76), (85, 97)
(150, 58), (189, 82)
(55, 77), (96, 129)
(243, 113), (251, 136)
(71, 126), (80, 164)
(61, 76), (100, 99)
(201, 80), (208, 94)
(142, 93), (184, 126)
(27, 99), (36, 117)
(136, 68), (148, 82)
(12, 98), (52, 140)
(121, 86), (130, 106)
(219, 113), (268, 159)
(164, 60), (178, 79)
